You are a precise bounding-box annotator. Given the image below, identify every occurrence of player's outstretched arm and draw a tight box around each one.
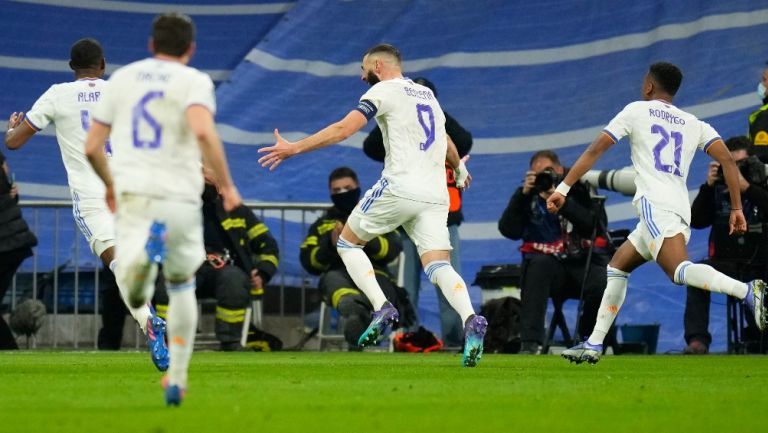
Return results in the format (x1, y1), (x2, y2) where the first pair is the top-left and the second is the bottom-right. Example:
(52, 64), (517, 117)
(5, 112), (36, 150)
(258, 110), (368, 171)
(547, 131), (615, 213)
(84, 121), (116, 212)
(706, 139), (746, 234)
(187, 105), (241, 211)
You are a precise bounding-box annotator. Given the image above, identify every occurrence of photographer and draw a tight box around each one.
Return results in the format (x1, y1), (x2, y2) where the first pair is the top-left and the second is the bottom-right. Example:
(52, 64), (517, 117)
(684, 136), (768, 354)
(498, 150), (610, 354)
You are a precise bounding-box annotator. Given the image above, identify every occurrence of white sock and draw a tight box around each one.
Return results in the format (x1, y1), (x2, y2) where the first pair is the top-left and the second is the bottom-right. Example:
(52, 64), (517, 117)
(425, 260), (475, 324)
(166, 279), (198, 389)
(110, 259), (152, 333)
(674, 261), (748, 299)
(114, 255), (159, 310)
(588, 266), (629, 346)
(336, 236), (388, 310)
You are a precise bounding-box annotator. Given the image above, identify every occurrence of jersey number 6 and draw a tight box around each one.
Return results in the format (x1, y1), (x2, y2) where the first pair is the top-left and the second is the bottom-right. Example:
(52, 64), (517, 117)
(132, 91), (164, 149)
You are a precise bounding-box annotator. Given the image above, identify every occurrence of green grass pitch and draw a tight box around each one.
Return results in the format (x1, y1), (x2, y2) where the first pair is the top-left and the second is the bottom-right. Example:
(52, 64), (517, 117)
(0, 351), (766, 433)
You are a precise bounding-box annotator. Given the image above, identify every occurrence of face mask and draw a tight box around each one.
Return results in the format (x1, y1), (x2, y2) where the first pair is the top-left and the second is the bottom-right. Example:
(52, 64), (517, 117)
(331, 187), (361, 215)
(758, 82), (767, 100)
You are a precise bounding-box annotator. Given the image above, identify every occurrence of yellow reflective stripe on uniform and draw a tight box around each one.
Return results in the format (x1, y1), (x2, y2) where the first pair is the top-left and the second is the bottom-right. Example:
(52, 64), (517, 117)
(155, 304), (168, 319)
(331, 287), (361, 308)
(310, 247), (328, 271)
(215, 306), (246, 323)
(258, 254), (278, 267)
(301, 236), (318, 248)
(749, 104), (768, 126)
(247, 223), (268, 240)
(221, 218), (247, 230)
(372, 236), (389, 260)
(317, 221), (337, 235)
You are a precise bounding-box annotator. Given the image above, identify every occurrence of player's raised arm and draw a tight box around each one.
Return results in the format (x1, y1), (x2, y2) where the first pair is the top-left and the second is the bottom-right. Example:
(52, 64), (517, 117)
(546, 131), (616, 213)
(258, 110), (368, 171)
(706, 139), (746, 234)
(5, 112), (37, 150)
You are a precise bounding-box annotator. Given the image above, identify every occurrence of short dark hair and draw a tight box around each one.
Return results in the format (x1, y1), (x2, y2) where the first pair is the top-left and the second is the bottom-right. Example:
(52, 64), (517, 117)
(69, 38), (103, 70)
(725, 136), (751, 153)
(152, 12), (195, 57)
(649, 62), (683, 96)
(413, 77), (437, 97)
(365, 43), (401, 65)
(328, 167), (358, 187)
(529, 150), (560, 168)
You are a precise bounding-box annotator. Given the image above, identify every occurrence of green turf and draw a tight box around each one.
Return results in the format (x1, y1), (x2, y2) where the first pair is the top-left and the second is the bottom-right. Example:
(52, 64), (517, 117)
(0, 351), (766, 433)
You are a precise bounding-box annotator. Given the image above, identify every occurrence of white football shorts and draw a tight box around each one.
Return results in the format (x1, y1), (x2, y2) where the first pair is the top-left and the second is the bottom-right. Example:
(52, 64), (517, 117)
(114, 193), (204, 282)
(72, 192), (115, 258)
(627, 196), (690, 261)
(347, 180), (452, 257)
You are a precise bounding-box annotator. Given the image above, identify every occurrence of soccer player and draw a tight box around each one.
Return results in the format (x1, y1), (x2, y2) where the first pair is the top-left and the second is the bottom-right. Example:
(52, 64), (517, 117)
(258, 44), (488, 367)
(547, 62), (767, 364)
(84, 13), (241, 405)
(4, 38), (170, 370)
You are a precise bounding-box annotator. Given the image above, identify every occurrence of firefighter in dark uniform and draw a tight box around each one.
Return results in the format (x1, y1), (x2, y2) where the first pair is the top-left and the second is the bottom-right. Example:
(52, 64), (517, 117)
(748, 63), (768, 163)
(156, 168), (279, 351)
(301, 167), (414, 348)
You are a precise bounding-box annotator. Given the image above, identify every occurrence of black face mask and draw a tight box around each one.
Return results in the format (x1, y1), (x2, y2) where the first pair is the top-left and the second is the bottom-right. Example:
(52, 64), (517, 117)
(202, 184), (219, 202)
(331, 187), (361, 215)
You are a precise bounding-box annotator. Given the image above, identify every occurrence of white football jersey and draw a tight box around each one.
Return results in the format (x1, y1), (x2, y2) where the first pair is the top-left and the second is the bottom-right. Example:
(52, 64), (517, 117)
(603, 99), (720, 224)
(93, 58), (215, 204)
(25, 78), (109, 199)
(357, 78), (449, 205)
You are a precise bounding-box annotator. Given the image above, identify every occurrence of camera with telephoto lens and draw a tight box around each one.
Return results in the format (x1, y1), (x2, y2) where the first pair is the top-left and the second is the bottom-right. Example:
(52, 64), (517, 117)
(533, 168), (562, 193)
(715, 156), (768, 186)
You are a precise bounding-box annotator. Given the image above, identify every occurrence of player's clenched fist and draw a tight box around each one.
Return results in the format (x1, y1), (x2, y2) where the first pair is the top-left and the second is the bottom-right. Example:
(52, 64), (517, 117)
(546, 192), (565, 213)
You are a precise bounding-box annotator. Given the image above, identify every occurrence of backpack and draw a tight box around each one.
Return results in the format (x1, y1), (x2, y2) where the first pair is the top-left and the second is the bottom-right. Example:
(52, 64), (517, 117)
(479, 297), (522, 354)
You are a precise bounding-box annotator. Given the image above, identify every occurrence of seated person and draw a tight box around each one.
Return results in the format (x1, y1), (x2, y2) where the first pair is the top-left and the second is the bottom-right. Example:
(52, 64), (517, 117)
(498, 150), (612, 354)
(155, 167), (280, 351)
(684, 136), (768, 354)
(301, 167), (414, 348)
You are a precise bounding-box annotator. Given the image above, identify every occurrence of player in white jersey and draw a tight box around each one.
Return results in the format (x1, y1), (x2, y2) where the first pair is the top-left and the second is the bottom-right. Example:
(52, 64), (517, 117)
(258, 44), (487, 367)
(4, 38), (170, 370)
(547, 62), (767, 364)
(84, 13), (241, 406)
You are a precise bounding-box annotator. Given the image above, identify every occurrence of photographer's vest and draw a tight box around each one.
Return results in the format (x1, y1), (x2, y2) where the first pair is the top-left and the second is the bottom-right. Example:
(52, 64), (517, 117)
(446, 163), (463, 226)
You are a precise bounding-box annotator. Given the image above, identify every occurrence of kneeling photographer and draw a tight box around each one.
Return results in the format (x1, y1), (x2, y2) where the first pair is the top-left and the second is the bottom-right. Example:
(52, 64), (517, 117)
(498, 150), (612, 354)
(684, 136), (768, 354)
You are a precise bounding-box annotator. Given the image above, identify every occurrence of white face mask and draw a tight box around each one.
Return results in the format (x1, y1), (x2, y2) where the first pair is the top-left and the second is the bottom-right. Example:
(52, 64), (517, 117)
(758, 82), (767, 99)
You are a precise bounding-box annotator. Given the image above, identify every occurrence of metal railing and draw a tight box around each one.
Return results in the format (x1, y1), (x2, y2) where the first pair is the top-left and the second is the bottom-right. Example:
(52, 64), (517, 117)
(8, 199), (330, 349)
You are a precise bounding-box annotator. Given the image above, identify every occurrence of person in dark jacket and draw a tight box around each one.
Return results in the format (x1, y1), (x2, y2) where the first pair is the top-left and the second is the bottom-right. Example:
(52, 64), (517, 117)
(498, 150), (610, 354)
(301, 167), (414, 347)
(684, 136), (768, 354)
(0, 150), (37, 349)
(155, 167), (279, 351)
(362, 77), (471, 347)
(748, 63), (768, 163)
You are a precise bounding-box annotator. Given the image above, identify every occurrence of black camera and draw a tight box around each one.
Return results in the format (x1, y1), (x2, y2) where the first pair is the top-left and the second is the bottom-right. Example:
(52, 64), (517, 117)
(715, 156), (768, 186)
(533, 168), (562, 192)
